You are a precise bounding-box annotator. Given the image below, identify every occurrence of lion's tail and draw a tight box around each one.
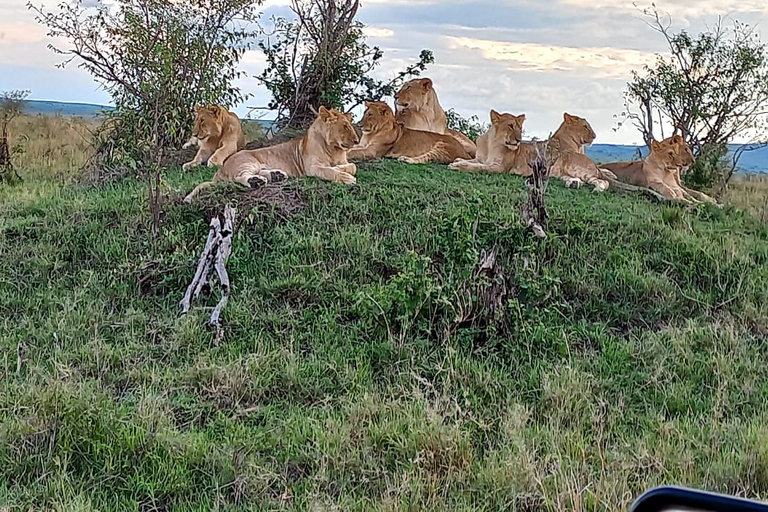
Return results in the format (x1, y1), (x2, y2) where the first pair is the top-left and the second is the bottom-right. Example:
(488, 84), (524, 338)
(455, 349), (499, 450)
(183, 177), (218, 203)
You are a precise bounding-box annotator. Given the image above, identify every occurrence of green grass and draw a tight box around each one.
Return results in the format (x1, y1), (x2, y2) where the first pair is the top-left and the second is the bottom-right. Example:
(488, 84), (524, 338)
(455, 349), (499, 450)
(2, 161), (768, 511)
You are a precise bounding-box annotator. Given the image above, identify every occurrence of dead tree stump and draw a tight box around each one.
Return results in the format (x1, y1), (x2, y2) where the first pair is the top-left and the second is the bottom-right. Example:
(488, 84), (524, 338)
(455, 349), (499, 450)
(523, 140), (550, 238)
(180, 204), (237, 340)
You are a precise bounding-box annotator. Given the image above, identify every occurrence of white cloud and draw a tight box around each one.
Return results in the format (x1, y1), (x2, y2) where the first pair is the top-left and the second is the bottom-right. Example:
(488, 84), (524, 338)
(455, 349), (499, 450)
(0, 22), (48, 45)
(558, 0), (768, 17)
(445, 36), (658, 79)
(363, 26), (395, 38)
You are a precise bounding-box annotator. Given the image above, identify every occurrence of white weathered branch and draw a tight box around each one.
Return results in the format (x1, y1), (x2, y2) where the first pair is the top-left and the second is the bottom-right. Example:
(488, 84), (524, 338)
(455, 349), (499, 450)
(180, 205), (237, 332)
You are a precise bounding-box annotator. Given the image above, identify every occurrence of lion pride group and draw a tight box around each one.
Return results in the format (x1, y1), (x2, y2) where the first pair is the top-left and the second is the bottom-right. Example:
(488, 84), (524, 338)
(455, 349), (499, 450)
(182, 77), (717, 205)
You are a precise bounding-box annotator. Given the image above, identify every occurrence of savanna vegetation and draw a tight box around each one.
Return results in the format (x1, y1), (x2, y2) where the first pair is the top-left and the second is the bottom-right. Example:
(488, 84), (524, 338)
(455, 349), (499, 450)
(2, 112), (768, 511)
(2, 0), (768, 509)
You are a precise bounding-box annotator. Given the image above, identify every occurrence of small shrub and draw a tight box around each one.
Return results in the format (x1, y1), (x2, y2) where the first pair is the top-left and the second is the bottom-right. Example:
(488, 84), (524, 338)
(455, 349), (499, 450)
(446, 108), (488, 142)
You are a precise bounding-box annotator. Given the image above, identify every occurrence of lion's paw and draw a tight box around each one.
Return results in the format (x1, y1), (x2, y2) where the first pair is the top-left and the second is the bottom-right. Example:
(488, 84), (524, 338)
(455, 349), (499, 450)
(337, 172), (357, 185)
(248, 176), (268, 189)
(269, 170), (288, 183)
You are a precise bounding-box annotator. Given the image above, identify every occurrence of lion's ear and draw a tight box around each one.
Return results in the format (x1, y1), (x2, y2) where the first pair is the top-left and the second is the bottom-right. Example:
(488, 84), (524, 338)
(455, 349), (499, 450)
(194, 104), (204, 113)
(651, 140), (662, 151)
(318, 105), (331, 119)
(564, 113), (575, 123)
(672, 135), (684, 144)
(517, 113), (526, 123)
(490, 109), (501, 124)
(207, 105), (220, 115)
(421, 78), (433, 89)
(364, 101), (372, 108)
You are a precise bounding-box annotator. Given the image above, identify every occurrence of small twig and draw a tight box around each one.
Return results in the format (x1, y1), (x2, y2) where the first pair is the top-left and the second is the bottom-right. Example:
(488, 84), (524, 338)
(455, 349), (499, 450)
(16, 340), (25, 375)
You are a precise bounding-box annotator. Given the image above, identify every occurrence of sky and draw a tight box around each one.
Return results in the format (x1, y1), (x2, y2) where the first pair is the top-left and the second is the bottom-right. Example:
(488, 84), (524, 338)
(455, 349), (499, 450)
(1, 0), (766, 144)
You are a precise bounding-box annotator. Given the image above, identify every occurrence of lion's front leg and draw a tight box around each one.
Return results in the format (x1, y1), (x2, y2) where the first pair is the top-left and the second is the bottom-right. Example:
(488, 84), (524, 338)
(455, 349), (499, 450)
(183, 147), (214, 171)
(649, 180), (691, 203)
(182, 136), (199, 150)
(337, 162), (357, 176)
(307, 164), (356, 184)
(347, 145), (382, 161)
(448, 158), (505, 173)
(208, 143), (239, 168)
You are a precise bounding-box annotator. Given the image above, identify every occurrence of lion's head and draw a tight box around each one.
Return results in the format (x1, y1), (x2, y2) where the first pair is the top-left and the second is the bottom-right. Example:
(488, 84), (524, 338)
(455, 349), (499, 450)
(652, 135), (695, 171)
(561, 112), (597, 147)
(315, 106), (359, 150)
(359, 101), (398, 134)
(394, 78), (437, 112)
(488, 110), (526, 150)
(192, 104), (228, 141)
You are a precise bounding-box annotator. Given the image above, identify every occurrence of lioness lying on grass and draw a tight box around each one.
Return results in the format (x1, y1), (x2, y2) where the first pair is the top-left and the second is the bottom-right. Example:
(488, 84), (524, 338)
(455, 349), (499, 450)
(450, 111), (609, 189)
(451, 111), (664, 198)
(447, 109), (529, 174)
(184, 106), (358, 203)
(599, 135), (718, 204)
(347, 101), (470, 164)
(394, 78), (478, 158)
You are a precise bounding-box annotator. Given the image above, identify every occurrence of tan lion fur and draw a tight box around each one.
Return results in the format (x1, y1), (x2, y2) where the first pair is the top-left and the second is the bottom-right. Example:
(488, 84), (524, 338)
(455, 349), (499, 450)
(182, 104), (245, 171)
(451, 111), (667, 197)
(448, 110), (530, 174)
(394, 78), (478, 158)
(347, 101), (470, 164)
(450, 111), (605, 188)
(599, 135), (718, 204)
(183, 106), (359, 203)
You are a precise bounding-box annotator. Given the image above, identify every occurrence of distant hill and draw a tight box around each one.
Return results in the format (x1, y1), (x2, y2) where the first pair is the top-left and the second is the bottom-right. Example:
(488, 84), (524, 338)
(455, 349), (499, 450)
(23, 100), (767, 174)
(23, 100), (275, 130)
(24, 100), (114, 118)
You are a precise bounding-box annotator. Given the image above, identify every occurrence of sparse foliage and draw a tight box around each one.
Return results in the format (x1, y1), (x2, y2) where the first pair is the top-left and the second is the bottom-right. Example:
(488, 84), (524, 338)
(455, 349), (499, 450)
(29, 0), (261, 163)
(255, 0), (433, 130)
(619, 6), (768, 195)
(446, 109), (488, 142)
(30, 0), (262, 235)
(0, 90), (29, 182)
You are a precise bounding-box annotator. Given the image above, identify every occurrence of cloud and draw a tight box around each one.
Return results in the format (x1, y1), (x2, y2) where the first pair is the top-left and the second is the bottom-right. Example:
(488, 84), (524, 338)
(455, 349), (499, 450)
(558, 0), (768, 17)
(445, 37), (658, 79)
(0, 22), (48, 45)
(363, 26), (395, 38)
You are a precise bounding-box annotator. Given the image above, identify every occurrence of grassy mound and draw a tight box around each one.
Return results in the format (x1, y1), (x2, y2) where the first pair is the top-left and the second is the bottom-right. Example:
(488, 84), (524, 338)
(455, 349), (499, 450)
(2, 162), (768, 511)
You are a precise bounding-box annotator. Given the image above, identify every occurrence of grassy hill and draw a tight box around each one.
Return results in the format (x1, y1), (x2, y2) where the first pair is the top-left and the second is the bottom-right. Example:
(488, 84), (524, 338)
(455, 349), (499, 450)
(2, 134), (768, 510)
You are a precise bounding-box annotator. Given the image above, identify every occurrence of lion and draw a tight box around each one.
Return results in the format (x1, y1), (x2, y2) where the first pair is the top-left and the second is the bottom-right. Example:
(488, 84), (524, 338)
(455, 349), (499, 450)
(394, 78), (478, 158)
(183, 106), (358, 203)
(451, 111), (664, 198)
(450, 112), (605, 185)
(182, 104), (245, 171)
(599, 135), (718, 204)
(347, 101), (470, 164)
(447, 109), (529, 173)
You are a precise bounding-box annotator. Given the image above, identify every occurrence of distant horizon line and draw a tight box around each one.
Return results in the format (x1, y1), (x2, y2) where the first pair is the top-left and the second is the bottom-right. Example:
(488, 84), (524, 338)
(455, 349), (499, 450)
(20, 99), (767, 148)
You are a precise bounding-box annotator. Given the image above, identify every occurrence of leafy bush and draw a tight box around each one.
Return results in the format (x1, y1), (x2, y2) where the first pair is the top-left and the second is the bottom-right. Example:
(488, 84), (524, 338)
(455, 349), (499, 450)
(446, 108), (488, 142)
(257, 0), (433, 130)
(30, 0), (261, 166)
